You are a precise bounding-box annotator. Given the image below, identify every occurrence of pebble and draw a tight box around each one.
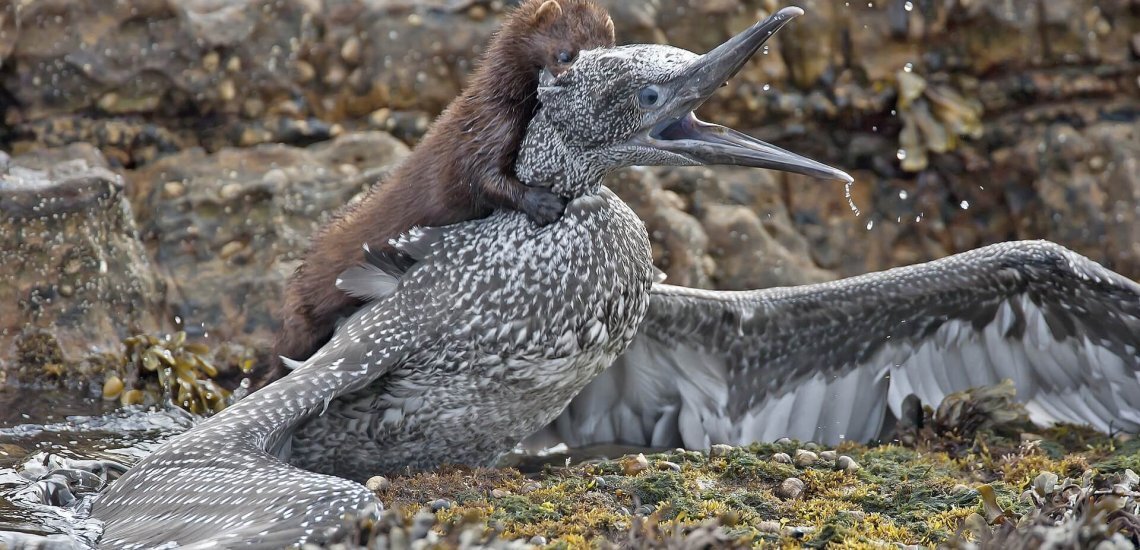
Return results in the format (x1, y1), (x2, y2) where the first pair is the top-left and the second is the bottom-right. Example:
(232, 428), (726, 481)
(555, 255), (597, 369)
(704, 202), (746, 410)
(793, 449), (818, 467)
(709, 444), (733, 457)
(656, 460), (681, 472)
(429, 498), (451, 511)
(529, 536), (547, 545)
(365, 476), (390, 492)
(775, 437), (793, 445)
(520, 482), (541, 494)
(775, 477), (805, 500)
(490, 488), (511, 498)
(819, 450), (837, 461)
(621, 453), (649, 475)
(771, 452), (792, 464)
(835, 456), (860, 472)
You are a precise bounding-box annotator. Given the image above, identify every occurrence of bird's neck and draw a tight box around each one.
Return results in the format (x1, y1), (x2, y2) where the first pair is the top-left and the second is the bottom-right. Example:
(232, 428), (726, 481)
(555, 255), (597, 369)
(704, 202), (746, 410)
(516, 114), (606, 198)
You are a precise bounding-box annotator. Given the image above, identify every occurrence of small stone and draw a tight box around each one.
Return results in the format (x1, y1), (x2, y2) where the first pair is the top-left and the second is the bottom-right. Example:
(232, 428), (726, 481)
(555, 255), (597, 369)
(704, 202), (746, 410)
(295, 60), (316, 84)
(202, 51), (220, 72)
(775, 477), (805, 500)
(429, 499), (451, 511)
(771, 453), (792, 464)
(262, 168), (288, 188)
(793, 449), (818, 467)
(951, 484), (973, 494)
(589, 476), (606, 490)
(219, 241), (245, 260)
(774, 437), (793, 445)
(218, 79), (236, 102)
(835, 456), (860, 472)
(58, 284), (73, 297)
(102, 376), (124, 400)
(520, 482), (541, 494)
(163, 181), (185, 198)
(226, 56), (242, 73)
(324, 64), (346, 87)
(621, 453), (649, 475)
(490, 488), (511, 498)
(656, 460), (681, 472)
(219, 182), (243, 200)
(819, 450), (837, 461)
(528, 536), (547, 545)
(365, 476), (390, 492)
(341, 36), (362, 65)
(803, 442), (821, 451)
(1123, 469), (1138, 490)
(709, 444), (733, 457)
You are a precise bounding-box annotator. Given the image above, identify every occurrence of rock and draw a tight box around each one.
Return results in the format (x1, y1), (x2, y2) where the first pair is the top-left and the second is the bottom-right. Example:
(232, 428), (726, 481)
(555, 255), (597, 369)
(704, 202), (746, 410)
(819, 450), (837, 461)
(771, 453), (792, 464)
(0, 144), (167, 386)
(528, 536), (547, 546)
(775, 477), (805, 500)
(793, 450), (818, 467)
(125, 131), (408, 378)
(365, 476), (390, 492)
(709, 444), (734, 458)
(621, 453), (649, 475)
(835, 456), (860, 472)
(429, 499), (451, 512)
(490, 488), (510, 498)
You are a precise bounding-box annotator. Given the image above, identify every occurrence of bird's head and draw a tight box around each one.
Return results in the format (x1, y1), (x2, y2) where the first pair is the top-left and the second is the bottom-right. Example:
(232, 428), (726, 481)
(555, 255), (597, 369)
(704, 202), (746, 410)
(517, 7), (852, 197)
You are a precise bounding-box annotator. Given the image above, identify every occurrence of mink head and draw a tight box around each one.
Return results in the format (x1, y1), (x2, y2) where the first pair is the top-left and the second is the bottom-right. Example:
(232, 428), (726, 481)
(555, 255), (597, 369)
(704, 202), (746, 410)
(510, 0), (616, 75)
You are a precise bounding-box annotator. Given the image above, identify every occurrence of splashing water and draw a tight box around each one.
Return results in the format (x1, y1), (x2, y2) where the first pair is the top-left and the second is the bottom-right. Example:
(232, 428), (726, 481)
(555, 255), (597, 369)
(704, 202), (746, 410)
(844, 179), (862, 216)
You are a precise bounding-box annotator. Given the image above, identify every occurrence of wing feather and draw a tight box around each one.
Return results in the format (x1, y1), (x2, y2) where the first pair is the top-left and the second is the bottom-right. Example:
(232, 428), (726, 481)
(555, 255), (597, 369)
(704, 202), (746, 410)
(534, 241), (1140, 448)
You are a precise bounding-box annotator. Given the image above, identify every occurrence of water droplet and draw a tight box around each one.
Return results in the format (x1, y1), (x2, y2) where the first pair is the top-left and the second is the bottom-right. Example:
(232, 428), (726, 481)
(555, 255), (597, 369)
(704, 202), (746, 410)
(960, 200), (970, 209)
(898, 189), (908, 200)
(896, 149), (907, 160)
(890, 109), (897, 116)
(904, 1), (913, 11)
(903, 62), (913, 73)
(866, 220), (875, 230)
(844, 180), (862, 216)
(762, 84), (770, 91)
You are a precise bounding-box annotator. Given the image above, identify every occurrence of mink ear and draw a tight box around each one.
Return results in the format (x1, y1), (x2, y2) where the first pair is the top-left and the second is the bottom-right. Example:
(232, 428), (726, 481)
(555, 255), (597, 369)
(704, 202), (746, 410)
(533, 0), (563, 26)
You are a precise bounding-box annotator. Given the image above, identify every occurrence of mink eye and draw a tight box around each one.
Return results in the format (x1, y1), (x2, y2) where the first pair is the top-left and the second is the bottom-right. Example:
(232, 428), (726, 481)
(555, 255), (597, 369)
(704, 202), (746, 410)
(556, 50), (574, 63)
(637, 85), (662, 108)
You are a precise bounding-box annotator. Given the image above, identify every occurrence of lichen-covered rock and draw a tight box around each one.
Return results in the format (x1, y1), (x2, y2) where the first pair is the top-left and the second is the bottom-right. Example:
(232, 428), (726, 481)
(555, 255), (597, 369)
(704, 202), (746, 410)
(124, 131), (408, 364)
(0, 145), (167, 387)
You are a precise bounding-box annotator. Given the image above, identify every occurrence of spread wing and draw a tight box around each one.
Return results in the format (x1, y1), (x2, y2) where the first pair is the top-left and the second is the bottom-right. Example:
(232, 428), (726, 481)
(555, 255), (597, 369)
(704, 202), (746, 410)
(535, 240), (1140, 449)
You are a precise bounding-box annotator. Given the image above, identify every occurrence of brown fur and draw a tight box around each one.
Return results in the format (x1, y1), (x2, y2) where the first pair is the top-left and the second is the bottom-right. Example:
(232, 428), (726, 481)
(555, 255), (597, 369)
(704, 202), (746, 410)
(267, 0), (615, 379)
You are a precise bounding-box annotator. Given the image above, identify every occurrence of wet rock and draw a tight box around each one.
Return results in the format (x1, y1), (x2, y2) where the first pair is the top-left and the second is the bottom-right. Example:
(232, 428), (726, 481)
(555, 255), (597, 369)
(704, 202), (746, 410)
(125, 131), (408, 370)
(0, 145), (167, 386)
(771, 453), (792, 464)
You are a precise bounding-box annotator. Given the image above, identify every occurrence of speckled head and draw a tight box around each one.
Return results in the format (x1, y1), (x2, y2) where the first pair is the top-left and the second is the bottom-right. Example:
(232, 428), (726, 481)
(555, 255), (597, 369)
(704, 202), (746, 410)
(516, 7), (853, 197)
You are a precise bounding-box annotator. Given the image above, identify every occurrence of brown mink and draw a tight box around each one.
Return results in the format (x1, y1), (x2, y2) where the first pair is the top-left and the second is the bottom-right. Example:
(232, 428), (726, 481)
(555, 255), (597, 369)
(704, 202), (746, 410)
(267, 0), (616, 379)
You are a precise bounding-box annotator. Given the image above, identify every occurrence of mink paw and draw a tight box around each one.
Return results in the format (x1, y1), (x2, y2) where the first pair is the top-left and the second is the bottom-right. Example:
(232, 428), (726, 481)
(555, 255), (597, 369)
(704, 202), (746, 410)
(521, 187), (567, 226)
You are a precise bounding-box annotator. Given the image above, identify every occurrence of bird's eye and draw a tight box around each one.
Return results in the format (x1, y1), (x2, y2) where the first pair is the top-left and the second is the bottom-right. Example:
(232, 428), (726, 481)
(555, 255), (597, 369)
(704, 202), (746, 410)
(556, 50), (574, 63)
(638, 85), (661, 108)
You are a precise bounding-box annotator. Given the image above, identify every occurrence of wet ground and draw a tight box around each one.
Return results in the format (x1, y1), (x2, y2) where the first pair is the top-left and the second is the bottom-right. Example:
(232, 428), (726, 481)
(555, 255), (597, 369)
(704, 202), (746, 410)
(0, 388), (193, 548)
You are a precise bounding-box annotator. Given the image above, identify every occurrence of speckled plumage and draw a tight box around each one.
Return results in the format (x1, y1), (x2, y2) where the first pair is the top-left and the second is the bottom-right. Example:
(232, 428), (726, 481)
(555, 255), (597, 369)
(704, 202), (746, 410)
(91, 33), (730, 548)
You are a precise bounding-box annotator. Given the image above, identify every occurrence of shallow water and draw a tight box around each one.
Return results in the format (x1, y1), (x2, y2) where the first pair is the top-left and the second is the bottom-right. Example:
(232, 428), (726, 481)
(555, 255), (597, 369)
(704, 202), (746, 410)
(0, 388), (195, 548)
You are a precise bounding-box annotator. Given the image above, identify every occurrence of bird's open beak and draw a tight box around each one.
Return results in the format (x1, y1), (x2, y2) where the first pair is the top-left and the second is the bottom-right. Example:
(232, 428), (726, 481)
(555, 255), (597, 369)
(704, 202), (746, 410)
(636, 7), (853, 183)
